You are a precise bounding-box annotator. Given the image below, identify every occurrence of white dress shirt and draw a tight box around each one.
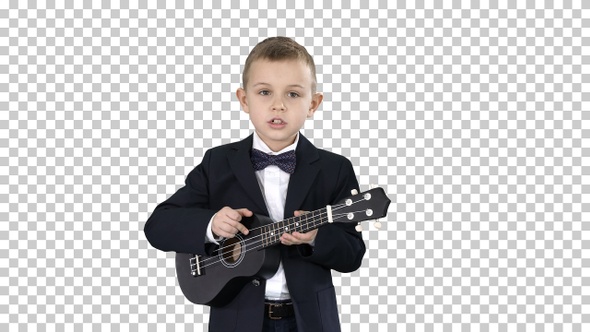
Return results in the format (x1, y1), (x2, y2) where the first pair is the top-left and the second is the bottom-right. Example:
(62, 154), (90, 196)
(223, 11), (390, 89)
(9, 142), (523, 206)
(251, 131), (297, 300)
(206, 131), (298, 300)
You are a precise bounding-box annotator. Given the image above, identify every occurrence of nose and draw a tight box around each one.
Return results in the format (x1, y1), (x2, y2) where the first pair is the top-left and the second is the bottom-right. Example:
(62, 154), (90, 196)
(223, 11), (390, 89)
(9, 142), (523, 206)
(272, 97), (286, 112)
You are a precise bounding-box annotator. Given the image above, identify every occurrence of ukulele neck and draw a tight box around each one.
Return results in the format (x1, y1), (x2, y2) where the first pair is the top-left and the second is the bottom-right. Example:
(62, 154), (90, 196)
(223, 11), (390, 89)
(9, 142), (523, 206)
(259, 207), (330, 248)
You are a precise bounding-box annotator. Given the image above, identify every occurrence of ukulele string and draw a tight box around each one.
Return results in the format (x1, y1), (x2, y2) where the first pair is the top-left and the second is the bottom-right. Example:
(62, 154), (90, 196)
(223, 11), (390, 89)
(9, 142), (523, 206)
(197, 195), (368, 269)
(197, 212), (352, 271)
(202, 201), (352, 262)
(198, 194), (372, 267)
(197, 205), (368, 270)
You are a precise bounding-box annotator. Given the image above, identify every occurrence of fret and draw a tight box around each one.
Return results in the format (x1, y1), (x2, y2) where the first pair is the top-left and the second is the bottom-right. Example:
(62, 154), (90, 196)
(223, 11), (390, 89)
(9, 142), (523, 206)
(304, 212), (311, 232)
(263, 225), (268, 247)
(302, 212), (309, 232)
(273, 222), (280, 242)
(289, 216), (296, 233)
(294, 215), (301, 232)
(280, 219), (289, 234)
(276, 220), (282, 241)
(313, 210), (319, 229)
(272, 220), (277, 243)
(260, 206), (332, 248)
(268, 224), (272, 245)
(270, 222), (276, 243)
(294, 215), (302, 232)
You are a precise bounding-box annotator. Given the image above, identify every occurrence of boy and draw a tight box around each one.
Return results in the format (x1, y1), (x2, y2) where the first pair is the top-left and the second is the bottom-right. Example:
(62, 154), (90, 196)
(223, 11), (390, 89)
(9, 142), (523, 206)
(144, 37), (366, 332)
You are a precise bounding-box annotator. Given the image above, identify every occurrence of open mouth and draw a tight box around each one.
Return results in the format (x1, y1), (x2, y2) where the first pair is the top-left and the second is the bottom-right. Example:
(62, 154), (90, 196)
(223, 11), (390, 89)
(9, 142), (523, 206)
(270, 118), (285, 125)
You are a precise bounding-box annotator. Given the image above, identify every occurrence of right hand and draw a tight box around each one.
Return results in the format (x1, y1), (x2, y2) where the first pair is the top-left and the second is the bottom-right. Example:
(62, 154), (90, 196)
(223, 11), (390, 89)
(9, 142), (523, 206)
(211, 207), (252, 238)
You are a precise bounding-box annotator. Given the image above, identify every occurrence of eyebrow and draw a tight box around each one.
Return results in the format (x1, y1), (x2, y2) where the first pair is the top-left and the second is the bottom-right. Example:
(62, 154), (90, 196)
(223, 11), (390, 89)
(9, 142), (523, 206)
(252, 82), (306, 89)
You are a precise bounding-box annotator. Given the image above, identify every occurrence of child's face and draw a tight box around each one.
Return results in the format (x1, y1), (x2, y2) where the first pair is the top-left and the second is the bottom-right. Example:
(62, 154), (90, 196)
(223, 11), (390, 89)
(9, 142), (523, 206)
(237, 59), (323, 152)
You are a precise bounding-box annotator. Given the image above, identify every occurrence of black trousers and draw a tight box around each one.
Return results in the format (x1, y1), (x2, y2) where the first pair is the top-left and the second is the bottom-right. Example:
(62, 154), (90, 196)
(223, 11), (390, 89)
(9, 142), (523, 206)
(262, 315), (297, 332)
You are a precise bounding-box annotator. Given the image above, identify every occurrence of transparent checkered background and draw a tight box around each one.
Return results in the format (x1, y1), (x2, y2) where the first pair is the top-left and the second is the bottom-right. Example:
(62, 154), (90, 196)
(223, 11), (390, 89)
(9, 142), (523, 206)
(2, 1), (589, 331)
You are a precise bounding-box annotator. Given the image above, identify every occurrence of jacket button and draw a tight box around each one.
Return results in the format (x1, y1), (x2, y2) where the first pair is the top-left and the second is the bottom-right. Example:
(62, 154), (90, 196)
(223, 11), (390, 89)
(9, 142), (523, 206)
(252, 279), (260, 287)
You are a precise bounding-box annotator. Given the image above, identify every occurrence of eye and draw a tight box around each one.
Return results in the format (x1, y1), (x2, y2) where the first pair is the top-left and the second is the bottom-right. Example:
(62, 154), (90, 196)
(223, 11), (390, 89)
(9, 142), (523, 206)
(258, 90), (271, 96)
(288, 92), (300, 98)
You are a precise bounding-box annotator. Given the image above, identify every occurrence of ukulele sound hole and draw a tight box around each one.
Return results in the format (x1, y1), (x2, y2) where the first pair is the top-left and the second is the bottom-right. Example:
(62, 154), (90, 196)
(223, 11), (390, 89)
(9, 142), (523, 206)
(220, 237), (245, 267)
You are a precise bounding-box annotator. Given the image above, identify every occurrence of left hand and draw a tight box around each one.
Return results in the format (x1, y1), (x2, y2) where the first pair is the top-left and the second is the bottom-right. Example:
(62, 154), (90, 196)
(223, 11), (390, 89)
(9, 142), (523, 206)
(280, 210), (318, 246)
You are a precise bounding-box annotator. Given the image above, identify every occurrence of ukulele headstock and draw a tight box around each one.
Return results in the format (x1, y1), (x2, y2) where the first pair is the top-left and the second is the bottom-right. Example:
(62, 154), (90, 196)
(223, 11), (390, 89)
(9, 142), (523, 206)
(331, 185), (391, 231)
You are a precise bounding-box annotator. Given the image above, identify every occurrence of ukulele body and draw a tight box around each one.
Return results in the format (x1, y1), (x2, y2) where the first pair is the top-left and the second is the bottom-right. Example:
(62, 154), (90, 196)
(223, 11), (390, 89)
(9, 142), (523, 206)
(175, 214), (280, 307)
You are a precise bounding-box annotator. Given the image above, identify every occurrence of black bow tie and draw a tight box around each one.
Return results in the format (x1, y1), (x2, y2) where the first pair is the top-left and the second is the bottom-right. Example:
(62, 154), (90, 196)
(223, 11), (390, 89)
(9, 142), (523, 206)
(251, 149), (296, 174)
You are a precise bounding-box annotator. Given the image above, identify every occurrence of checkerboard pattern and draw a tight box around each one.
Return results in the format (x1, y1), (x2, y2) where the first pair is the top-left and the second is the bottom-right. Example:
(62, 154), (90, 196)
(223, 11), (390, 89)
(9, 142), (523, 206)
(2, 1), (589, 331)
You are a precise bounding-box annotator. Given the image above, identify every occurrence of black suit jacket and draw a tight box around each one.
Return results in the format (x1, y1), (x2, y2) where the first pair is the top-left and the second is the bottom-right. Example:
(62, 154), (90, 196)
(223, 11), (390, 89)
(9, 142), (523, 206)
(144, 134), (366, 332)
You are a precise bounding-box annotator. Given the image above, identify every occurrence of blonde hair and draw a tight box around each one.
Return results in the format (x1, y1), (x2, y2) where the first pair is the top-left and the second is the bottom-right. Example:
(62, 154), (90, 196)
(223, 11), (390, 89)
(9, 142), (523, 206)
(242, 37), (317, 92)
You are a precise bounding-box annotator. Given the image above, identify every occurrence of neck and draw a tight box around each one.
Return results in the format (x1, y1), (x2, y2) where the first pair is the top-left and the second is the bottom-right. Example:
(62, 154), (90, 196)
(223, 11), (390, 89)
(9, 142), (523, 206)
(253, 131), (299, 153)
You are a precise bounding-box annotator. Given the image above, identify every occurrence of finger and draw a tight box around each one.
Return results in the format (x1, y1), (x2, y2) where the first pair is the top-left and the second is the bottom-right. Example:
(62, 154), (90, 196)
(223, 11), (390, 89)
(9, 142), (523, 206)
(235, 208), (253, 217)
(218, 219), (249, 237)
(233, 221), (249, 236)
(282, 232), (309, 245)
(293, 210), (308, 217)
(291, 232), (310, 242)
(212, 209), (241, 238)
(292, 230), (317, 243)
(280, 233), (297, 246)
(213, 219), (239, 238)
(215, 213), (249, 237)
(223, 209), (243, 222)
(225, 208), (252, 222)
(212, 224), (234, 239)
(217, 216), (248, 237)
(228, 209), (251, 235)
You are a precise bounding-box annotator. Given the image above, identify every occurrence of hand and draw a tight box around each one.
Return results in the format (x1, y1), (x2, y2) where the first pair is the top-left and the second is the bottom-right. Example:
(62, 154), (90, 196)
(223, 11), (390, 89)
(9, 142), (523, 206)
(280, 210), (318, 246)
(211, 207), (252, 238)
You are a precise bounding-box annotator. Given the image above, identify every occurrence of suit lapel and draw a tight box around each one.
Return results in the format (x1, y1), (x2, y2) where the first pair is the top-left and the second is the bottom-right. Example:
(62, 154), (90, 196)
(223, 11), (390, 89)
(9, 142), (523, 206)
(228, 135), (269, 215)
(284, 134), (320, 219)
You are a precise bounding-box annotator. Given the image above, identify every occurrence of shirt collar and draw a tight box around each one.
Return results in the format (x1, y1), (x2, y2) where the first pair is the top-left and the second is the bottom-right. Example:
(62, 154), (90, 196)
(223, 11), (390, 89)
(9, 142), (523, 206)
(252, 131), (299, 155)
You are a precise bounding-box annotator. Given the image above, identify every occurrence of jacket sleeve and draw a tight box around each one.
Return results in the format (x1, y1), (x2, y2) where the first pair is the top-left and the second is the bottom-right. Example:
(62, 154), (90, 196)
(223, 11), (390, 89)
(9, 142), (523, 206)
(144, 149), (216, 255)
(298, 157), (366, 273)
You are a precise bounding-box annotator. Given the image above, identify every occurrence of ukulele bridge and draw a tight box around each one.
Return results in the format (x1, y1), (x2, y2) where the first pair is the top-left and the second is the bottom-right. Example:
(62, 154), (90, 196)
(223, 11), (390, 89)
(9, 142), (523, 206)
(189, 255), (202, 276)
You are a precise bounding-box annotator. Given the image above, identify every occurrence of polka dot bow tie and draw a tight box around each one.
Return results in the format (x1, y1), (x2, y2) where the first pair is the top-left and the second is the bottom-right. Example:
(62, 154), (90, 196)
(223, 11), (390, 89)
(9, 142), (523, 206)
(250, 149), (296, 174)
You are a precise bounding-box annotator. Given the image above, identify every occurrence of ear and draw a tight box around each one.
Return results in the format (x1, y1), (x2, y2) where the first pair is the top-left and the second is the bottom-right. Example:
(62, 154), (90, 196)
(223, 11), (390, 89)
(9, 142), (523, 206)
(307, 92), (323, 118)
(236, 88), (249, 114)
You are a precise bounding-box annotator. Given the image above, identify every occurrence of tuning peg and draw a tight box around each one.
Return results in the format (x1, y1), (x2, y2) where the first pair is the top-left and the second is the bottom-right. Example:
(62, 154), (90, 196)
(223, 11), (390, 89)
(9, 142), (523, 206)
(351, 189), (358, 195)
(355, 224), (363, 232)
(373, 219), (382, 229)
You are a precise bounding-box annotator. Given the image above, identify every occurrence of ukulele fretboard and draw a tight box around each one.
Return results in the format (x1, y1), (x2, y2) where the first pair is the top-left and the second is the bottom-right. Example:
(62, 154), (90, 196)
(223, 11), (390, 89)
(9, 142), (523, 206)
(260, 208), (329, 247)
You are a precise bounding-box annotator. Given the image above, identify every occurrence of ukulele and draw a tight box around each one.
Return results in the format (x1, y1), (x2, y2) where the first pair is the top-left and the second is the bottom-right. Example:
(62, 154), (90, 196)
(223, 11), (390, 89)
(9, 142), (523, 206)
(175, 186), (390, 307)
